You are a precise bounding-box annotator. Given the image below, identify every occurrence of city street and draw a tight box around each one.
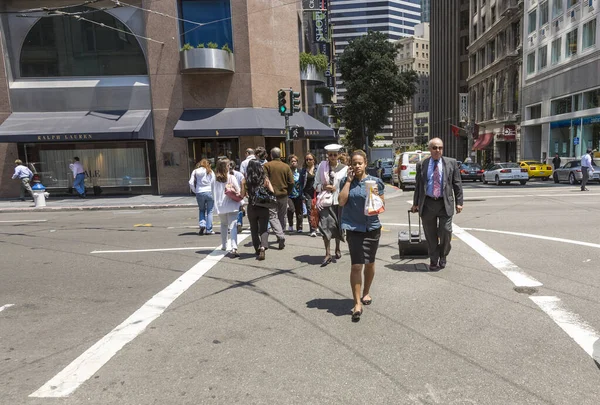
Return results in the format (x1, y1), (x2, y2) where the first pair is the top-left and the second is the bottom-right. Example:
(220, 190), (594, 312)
(2, 182), (600, 404)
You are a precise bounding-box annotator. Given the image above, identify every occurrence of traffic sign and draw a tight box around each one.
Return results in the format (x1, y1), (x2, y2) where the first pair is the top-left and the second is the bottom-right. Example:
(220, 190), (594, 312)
(290, 126), (305, 139)
(574, 137), (580, 145)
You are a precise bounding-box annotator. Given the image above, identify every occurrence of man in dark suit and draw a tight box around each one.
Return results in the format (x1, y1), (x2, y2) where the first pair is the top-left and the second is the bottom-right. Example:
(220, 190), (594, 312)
(411, 137), (464, 271)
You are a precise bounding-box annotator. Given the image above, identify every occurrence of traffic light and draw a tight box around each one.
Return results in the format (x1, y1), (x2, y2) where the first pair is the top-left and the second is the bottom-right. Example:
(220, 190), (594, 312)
(278, 90), (287, 116)
(290, 91), (301, 115)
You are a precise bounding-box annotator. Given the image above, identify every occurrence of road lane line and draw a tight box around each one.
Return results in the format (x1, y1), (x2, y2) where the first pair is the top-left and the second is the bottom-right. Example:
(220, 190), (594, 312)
(0, 220), (47, 223)
(530, 296), (600, 363)
(453, 225), (542, 287)
(91, 247), (216, 253)
(461, 228), (600, 249)
(0, 304), (14, 312)
(31, 233), (250, 398)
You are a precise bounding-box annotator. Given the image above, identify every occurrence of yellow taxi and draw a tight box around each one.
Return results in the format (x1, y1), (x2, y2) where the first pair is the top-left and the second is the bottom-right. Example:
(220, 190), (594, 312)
(519, 161), (553, 180)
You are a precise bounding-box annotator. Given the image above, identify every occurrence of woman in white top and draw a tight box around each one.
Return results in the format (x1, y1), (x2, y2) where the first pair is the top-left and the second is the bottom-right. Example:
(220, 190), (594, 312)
(189, 159), (215, 235)
(212, 158), (242, 257)
(314, 144), (348, 266)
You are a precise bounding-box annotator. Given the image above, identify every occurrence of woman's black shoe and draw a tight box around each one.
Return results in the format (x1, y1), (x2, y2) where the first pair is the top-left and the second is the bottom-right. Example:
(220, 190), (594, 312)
(351, 309), (363, 322)
(321, 256), (332, 267)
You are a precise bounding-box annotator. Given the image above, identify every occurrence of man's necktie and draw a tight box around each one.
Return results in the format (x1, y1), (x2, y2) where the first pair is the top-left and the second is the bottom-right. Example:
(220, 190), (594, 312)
(433, 160), (441, 198)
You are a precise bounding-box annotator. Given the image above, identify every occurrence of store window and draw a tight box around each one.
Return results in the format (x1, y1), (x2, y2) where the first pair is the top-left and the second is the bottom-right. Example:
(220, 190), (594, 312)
(20, 7), (147, 78)
(566, 28), (578, 56)
(179, 0), (233, 51)
(583, 18), (597, 49)
(551, 96), (573, 115)
(23, 142), (150, 188)
(550, 120), (579, 157)
(188, 138), (240, 169)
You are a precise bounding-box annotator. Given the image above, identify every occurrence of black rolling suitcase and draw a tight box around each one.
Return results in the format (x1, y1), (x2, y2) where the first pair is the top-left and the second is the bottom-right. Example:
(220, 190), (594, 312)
(398, 210), (429, 259)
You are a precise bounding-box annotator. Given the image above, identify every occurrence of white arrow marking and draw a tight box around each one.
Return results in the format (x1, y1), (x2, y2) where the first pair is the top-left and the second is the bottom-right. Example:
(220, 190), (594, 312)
(0, 304), (15, 312)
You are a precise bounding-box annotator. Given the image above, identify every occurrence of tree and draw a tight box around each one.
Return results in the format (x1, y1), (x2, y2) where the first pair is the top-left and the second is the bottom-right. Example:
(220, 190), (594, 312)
(338, 31), (418, 151)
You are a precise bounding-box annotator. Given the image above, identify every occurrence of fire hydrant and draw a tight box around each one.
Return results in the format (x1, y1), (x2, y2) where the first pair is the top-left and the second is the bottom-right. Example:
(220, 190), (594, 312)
(32, 182), (47, 208)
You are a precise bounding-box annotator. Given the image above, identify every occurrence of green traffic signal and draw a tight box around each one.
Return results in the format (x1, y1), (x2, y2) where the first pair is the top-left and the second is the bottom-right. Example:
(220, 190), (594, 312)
(278, 90), (287, 116)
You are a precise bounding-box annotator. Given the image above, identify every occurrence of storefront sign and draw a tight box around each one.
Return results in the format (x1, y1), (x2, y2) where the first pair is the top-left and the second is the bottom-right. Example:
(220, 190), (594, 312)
(313, 11), (329, 43)
(582, 115), (600, 125)
(279, 129), (323, 137)
(503, 125), (516, 141)
(302, 0), (327, 11)
(317, 42), (331, 60)
(36, 134), (94, 141)
(459, 93), (468, 123)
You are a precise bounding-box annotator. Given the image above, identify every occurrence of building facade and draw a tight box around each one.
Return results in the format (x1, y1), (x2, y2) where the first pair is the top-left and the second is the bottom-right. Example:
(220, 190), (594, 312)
(521, 0), (600, 163)
(467, 0), (523, 164)
(393, 23), (430, 150)
(421, 0), (431, 23)
(431, 0), (471, 160)
(0, 0), (333, 198)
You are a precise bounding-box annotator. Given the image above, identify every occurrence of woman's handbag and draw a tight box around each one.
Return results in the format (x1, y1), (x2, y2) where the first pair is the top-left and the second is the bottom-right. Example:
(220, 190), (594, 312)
(310, 191), (319, 229)
(316, 190), (333, 211)
(254, 184), (277, 208)
(225, 177), (243, 202)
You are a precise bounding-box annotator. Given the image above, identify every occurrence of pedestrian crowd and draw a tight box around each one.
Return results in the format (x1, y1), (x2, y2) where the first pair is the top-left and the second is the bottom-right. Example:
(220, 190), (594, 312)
(188, 139), (464, 322)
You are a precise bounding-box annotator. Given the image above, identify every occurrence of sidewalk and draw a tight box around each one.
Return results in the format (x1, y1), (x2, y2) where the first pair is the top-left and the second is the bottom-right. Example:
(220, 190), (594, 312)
(0, 185), (403, 213)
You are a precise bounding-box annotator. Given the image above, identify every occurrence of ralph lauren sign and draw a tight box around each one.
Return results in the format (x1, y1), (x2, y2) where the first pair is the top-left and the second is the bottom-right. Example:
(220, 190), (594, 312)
(37, 134), (94, 141)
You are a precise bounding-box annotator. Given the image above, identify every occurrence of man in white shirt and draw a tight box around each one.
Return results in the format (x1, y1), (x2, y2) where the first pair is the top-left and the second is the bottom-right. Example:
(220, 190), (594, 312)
(580, 148), (594, 191)
(239, 148), (256, 176)
(69, 157), (86, 198)
(11, 159), (34, 201)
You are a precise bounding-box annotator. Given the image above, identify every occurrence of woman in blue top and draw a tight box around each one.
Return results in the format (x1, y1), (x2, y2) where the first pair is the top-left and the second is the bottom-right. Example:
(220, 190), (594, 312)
(339, 150), (385, 322)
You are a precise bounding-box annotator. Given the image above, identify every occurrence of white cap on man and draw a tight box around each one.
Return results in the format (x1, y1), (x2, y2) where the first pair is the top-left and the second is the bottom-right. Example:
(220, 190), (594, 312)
(324, 144), (343, 152)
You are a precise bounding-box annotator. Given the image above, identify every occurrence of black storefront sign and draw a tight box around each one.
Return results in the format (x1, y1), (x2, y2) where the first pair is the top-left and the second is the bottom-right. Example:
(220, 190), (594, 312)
(317, 42), (331, 60)
(302, 0), (327, 11)
(313, 11), (329, 43)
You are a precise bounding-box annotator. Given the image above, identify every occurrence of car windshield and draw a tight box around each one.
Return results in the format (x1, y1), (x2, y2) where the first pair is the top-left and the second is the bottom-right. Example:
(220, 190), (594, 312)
(500, 163), (520, 168)
(381, 161), (393, 167)
(526, 162), (543, 165)
(461, 163), (481, 169)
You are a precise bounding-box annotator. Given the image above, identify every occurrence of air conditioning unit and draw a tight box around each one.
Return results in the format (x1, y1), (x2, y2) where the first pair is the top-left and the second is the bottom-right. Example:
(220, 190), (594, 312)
(570, 9), (576, 19)
(541, 28), (546, 38)
(529, 37), (534, 46)
(555, 20), (560, 28)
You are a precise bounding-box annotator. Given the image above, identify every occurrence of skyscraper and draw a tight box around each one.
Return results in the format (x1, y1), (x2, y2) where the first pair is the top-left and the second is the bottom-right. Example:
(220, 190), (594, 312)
(330, 0), (422, 102)
(421, 0), (430, 23)
(430, 0), (470, 160)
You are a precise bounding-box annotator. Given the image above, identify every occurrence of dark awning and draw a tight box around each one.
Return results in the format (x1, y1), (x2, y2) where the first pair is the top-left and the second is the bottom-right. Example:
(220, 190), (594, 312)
(173, 108), (335, 139)
(472, 132), (494, 150)
(0, 110), (153, 143)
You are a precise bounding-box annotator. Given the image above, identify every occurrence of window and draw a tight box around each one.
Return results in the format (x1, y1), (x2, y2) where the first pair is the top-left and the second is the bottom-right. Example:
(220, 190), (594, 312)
(552, 0), (563, 18)
(491, 6), (496, 24)
(566, 28), (578, 56)
(179, 0), (234, 51)
(527, 52), (536, 74)
(551, 37), (562, 63)
(584, 88), (600, 109)
(482, 16), (486, 32)
(567, 0), (578, 7)
(583, 18), (597, 49)
(528, 104), (542, 119)
(551, 96), (573, 114)
(538, 45), (548, 70)
(540, 1), (549, 26)
(528, 10), (537, 34)
(20, 7), (147, 77)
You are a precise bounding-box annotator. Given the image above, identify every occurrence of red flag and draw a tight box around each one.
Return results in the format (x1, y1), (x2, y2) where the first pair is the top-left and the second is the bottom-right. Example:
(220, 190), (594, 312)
(451, 125), (461, 138)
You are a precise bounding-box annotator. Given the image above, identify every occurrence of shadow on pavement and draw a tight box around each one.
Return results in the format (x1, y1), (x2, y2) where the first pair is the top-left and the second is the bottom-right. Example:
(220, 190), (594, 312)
(306, 298), (354, 317)
(384, 262), (430, 272)
(294, 254), (324, 265)
(178, 232), (199, 236)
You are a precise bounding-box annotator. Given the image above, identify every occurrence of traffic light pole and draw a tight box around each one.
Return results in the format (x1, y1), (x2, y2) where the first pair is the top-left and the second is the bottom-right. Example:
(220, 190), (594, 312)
(285, 114), (291, 159)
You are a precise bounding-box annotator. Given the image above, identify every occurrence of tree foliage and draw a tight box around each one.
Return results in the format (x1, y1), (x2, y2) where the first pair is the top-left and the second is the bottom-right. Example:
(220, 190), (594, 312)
(338, 31), (418, 150)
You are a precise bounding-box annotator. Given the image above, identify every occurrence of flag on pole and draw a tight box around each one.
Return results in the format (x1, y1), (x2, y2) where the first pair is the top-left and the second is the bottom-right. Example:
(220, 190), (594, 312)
(451, 124), (461, 138)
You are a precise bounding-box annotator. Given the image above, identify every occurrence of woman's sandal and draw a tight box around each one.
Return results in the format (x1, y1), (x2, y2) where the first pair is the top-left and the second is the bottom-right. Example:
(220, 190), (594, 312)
(351, 308), (363, 322)
(361, 296), (372, 306)
(321, 256), (332, 267)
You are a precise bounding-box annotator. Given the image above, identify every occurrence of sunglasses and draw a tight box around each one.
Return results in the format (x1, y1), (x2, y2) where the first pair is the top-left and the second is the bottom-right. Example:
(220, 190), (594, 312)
(430, 146), (443, 151)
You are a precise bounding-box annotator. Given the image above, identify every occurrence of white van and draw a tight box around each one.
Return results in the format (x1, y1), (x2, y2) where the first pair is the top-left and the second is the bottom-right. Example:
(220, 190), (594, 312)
(392, 150), (431, 190)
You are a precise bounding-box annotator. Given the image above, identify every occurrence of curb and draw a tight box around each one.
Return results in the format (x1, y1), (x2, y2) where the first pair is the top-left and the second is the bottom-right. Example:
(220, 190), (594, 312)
(0, 204), (197, 214)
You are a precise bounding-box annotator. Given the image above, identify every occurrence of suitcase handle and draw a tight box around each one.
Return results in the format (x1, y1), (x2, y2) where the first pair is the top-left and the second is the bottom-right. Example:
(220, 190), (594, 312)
(407, 210), (423, 244)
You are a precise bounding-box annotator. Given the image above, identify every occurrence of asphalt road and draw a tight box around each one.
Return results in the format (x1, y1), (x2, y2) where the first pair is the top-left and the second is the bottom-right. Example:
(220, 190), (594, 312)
(2, 181), (600, 405)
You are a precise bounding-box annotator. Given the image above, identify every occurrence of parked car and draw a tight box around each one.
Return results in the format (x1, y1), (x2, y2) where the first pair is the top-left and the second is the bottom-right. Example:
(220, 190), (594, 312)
(519, 160), (553, 180)
(392, 150), (431, 189)
(375, 158), (394, 182)
(459, 163), (484, 181)
(553, 160), (600, 184)
(483, 162), (529, 185)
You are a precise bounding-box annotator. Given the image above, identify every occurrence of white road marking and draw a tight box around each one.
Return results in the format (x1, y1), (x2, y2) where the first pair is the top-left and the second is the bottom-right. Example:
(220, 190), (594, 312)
(91, 247), (216, 254)
(31, 233), (251, 398)
(167, 226), (198, 229)
(461, 227), (600, 249)
(0, 220), (47, 223)
(461, 192), (600, 199)
(530, 296), (600, 363)
(0, 304), (15, 312)
(453, 225), (542, 287)
(381, 223), (410, 227)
